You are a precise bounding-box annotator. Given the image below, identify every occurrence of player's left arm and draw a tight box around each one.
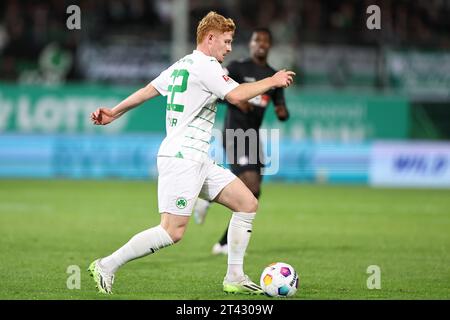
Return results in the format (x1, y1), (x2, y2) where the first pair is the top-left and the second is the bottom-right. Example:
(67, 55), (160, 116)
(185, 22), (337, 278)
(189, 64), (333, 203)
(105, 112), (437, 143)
(275, 104), (289, 121)
(273, 87), (289, 121)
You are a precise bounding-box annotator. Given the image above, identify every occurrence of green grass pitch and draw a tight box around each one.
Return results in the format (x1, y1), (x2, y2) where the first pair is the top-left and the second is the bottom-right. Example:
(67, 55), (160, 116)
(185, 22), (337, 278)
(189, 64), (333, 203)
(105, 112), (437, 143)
(0, 180), (449, 300)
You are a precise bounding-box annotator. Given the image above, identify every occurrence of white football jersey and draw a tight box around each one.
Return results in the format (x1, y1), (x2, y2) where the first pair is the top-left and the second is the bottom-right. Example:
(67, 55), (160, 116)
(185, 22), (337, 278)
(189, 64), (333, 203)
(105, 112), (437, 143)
(151, 50), (239, 162)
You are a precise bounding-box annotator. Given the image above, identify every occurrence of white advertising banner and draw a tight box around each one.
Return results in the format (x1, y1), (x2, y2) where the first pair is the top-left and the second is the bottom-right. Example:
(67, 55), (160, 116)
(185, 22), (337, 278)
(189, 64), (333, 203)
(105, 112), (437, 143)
(370, 142), (450, 188)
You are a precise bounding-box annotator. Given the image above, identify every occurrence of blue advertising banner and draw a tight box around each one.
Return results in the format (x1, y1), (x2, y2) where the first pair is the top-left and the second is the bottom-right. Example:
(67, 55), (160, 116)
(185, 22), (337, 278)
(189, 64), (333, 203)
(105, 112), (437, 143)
(4, 135), (449, 187)
(0, 134), (370, 183)
(370, 142), (450, 188)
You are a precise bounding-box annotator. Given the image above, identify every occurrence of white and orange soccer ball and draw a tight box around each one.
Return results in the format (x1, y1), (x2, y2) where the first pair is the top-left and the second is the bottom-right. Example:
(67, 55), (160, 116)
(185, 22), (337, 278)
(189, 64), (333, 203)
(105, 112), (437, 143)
(260, 262), (299, 297)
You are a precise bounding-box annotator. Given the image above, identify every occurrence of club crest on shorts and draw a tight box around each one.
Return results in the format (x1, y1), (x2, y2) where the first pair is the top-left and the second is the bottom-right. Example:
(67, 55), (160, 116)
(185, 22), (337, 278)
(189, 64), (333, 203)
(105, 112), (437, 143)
(175, 197), (188, 209)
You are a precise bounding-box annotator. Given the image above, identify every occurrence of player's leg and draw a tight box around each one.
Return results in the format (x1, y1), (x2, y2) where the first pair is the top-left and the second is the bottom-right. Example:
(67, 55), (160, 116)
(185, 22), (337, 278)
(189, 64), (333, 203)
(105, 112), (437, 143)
(98, 213), (187, 273)
(193, 197), (212, 224)
(88, 216), (179, 294)
(239, 169), (262, 199)
(89, 214), (188, 294)
(160, 213), (190, 243)
(89, 157), (202, 294)
(201, 161), (263, 294)
(212, 131), (264, 255)
(211, 227), (229, 255)
(212, 178), (262, 294)
(214, 169), (262, 252)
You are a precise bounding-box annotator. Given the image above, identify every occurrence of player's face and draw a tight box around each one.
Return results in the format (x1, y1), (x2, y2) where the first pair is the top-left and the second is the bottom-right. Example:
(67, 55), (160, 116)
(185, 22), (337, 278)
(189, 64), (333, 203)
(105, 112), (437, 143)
(249, 31), (271, 60)
(211, 31), (233, 63)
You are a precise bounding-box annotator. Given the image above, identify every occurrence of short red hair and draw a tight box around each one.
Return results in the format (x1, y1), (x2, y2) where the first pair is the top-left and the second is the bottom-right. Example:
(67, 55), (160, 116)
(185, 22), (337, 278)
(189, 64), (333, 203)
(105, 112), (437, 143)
(196, 11), (236, 45)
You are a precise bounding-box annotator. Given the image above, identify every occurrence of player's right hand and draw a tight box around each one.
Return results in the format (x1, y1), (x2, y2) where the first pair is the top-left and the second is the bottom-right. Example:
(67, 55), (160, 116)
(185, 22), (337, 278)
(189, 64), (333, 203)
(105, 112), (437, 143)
(91, 107), (116, 125)
(272, 69), (296, 88)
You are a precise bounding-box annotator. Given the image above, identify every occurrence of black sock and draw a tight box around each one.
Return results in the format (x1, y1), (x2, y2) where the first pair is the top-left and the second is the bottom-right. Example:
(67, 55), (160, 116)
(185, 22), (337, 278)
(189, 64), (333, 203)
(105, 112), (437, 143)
(219, 226), (228, 246)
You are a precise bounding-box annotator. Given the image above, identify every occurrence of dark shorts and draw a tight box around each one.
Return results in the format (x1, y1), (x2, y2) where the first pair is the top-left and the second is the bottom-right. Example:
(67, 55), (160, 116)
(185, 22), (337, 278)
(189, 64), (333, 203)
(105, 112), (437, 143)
(223, 132), (265, 176)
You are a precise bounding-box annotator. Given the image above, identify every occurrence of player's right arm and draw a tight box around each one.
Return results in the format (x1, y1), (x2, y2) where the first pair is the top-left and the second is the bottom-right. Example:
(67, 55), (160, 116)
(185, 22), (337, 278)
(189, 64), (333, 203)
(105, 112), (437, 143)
(225, 69), (295, 106)
(91, 83), (160, 125)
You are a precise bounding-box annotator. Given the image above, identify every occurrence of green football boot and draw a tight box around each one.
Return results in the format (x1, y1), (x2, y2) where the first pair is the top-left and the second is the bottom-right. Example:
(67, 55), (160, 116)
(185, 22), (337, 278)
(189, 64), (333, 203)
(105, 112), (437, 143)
(88, 259), (114, 294)
(223, 275), (264, 295)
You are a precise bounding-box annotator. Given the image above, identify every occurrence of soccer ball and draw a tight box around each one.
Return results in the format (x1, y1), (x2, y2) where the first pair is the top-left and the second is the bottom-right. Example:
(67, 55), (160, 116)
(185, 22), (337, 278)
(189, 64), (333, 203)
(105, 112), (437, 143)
(260, 262), (299, 297)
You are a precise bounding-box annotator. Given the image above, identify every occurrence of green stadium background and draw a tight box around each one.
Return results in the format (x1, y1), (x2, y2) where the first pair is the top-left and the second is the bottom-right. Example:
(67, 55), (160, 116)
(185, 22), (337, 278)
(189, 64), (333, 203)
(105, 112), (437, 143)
(1, 0), (449, 300)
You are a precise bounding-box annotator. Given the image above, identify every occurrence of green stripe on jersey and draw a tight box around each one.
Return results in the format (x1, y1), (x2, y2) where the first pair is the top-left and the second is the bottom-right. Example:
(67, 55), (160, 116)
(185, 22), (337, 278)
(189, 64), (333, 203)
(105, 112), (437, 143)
(181, 145), (208, 154)
(202, 106), (217, 113)
(188, 125), (210, 133)
(184, 136), (210, 144)
(195, 115), (214, 124)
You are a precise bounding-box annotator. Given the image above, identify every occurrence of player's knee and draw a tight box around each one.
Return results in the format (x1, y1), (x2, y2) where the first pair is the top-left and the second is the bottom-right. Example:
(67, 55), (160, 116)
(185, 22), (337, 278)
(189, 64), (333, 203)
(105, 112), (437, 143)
(243, 195), (258, 213)
(167, 229), (184, 243)
(162, 225), (186, 244)
(252, 196), (259, 212)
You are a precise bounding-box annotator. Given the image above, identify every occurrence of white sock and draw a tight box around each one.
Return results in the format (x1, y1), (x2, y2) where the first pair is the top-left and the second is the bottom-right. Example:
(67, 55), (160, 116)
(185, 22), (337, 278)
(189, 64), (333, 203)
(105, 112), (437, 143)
(100, 225), (174, 274)
(196, 198), (211, 210)
(226, 212), (256, 281)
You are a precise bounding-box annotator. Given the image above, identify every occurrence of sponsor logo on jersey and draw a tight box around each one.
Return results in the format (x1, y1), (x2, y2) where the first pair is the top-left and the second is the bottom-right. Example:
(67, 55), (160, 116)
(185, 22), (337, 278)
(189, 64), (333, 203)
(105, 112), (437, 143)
(222, 75), (232, 83)
(248, 94), (271, 107)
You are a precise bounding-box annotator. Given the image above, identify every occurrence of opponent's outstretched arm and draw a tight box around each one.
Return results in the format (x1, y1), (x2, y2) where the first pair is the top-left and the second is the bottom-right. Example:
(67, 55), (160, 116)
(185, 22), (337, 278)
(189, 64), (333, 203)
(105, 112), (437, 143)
(91, 83), (160, 125)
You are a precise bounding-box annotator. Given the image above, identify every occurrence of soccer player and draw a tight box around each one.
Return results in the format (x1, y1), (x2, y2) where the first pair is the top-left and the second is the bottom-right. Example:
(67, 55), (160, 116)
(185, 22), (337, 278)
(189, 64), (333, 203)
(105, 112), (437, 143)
(193, 28), (290, 255)
(88, 12), (295, 295)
